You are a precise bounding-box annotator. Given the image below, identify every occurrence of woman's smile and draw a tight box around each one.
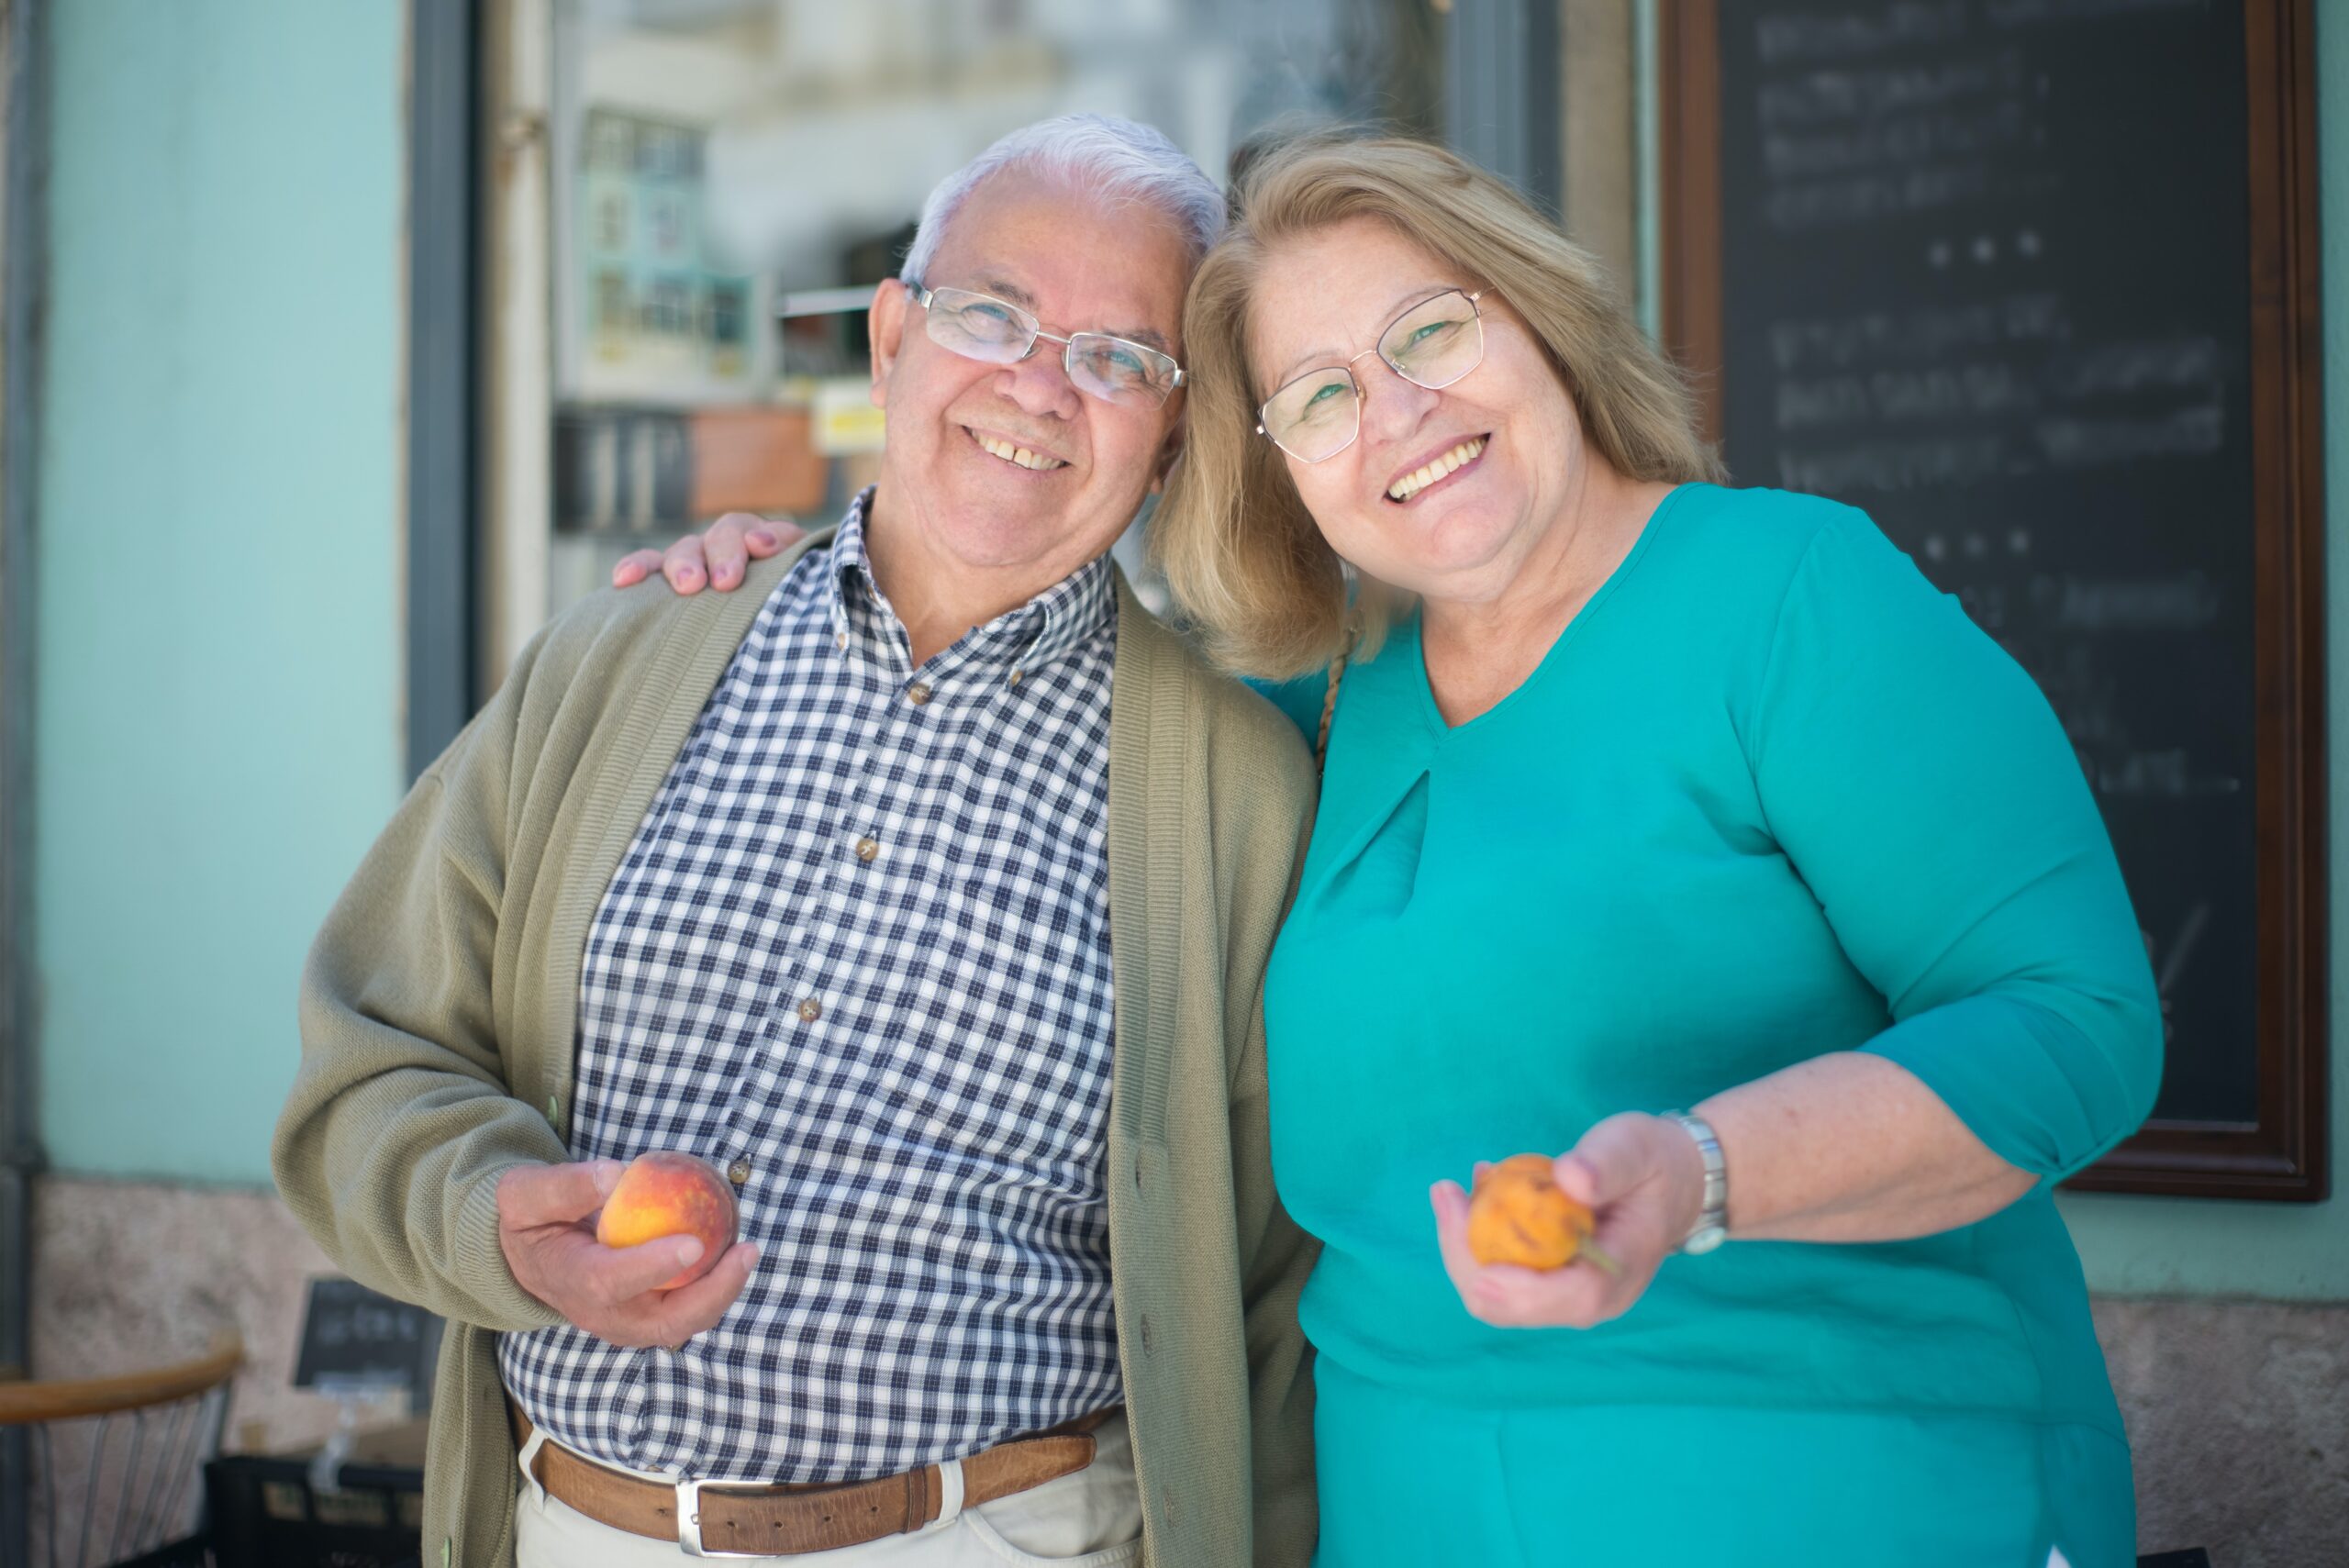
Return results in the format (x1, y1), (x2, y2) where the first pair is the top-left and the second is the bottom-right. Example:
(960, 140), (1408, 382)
(1384, 433), (1490, 505)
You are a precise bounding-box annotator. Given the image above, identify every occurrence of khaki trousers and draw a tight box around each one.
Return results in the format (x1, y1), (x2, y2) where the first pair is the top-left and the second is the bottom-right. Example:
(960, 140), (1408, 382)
(513, 1412), (1142, 1568)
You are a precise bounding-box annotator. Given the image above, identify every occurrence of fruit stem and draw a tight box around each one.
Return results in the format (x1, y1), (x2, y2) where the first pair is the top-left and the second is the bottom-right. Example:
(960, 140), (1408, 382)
(1579, 1239), (1622, 1277)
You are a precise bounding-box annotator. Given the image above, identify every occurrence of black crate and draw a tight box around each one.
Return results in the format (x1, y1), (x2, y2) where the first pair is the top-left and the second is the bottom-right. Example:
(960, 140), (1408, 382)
(109, 1537), (210, 1568)
(202, 1453), (423, 1568)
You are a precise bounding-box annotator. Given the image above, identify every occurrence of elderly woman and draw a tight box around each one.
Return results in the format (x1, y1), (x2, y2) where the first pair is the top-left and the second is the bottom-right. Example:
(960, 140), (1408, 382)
(632, 132), (2158, 1566)
(1159, 132), (2157, 1567)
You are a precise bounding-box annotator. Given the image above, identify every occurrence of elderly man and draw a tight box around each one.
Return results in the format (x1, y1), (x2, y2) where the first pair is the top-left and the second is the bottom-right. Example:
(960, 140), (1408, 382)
(274, 115), (1316, 1568)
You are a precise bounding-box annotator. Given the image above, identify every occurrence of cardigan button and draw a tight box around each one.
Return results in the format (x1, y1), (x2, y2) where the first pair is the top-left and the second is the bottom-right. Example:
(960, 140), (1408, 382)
(1138, 1314), (1155, 1354)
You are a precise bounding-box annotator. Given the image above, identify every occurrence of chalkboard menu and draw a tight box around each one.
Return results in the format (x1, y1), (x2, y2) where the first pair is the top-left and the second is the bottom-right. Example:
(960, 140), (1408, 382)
(1661, 0), (2323, 1197)
(292, 1277), (444, 1406)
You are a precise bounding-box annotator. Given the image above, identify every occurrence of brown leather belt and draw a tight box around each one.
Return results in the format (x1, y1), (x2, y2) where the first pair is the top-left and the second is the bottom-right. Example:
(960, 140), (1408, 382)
(508, 1398), (1112, 1558)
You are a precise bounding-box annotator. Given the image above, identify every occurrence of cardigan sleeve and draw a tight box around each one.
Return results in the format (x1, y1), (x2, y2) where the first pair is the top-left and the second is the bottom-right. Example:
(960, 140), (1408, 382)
(272, 636), (569, 1334)
(1746, 509), (2164, 1184)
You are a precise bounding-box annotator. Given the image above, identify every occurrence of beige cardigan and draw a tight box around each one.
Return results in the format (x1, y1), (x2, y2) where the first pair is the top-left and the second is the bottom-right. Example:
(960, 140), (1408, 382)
(273, 535), (1319, 1567)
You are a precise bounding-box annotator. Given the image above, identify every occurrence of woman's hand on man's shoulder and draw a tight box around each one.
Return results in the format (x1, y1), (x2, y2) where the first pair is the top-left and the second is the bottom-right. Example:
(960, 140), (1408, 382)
(611, 512), (803, 595)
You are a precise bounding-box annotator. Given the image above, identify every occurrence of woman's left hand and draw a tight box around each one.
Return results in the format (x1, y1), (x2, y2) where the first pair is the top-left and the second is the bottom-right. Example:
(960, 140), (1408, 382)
(1430, 1111), (1709, 1329)
(612, 512), (801, 595)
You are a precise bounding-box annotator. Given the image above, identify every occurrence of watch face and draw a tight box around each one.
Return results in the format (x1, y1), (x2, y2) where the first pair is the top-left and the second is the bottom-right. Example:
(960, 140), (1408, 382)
(1682, 1225), (1728, 1256)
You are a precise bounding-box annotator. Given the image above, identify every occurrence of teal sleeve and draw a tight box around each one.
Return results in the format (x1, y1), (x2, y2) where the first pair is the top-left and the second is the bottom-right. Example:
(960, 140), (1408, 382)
(1747, 511), (2163, 1184)
(1248, 670), (1332, 747)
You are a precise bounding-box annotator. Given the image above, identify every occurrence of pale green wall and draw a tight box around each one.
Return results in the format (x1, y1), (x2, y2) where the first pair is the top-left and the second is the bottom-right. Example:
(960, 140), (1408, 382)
(34, 1), (406, 1184)
(2052, 6), (2349, 1301)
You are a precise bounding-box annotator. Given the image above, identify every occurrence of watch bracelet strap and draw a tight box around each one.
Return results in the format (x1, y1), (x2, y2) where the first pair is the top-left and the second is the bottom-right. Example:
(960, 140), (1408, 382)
(1664, 1110), (1728, 1251)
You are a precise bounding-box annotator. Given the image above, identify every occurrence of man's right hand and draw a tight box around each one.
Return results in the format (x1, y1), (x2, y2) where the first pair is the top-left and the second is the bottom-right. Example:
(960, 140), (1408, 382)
(497, 1161), (757, 1349)
(612, 512), (799, 595)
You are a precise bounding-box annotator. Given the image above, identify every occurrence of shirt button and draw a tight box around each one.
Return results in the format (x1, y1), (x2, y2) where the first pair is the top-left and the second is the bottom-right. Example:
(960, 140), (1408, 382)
(796, 996), (822, 1023)
(1008, 669), (1023, 686)
(835, 631), (848, 651)
(907, 683), (932, 706)
(853, 836), (880, 863)
(727, 1158), (751, 1186)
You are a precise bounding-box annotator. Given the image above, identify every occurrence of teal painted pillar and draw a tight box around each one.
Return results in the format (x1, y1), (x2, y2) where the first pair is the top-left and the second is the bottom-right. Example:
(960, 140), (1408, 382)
(35, 2), (406, 1184)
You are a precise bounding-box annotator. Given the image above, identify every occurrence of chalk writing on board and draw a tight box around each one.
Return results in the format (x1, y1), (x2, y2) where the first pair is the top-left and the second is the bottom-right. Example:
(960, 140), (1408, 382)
(314, 1299), (426, 1350)
(2031, 573), (2221, 633)
(1987, 0), (2207, 29)
(1755, 4), (1970, 65)
(1767, 295), (2066, 372)
(1764, 295), (2225, 491)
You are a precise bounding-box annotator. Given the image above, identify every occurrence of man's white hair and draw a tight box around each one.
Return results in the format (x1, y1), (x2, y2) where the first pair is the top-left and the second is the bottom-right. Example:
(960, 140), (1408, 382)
(898, 113), (1225, 286)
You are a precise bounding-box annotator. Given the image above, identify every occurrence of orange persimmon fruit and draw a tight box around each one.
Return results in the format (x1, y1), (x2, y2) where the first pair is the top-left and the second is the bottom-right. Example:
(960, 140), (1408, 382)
(1466, 1152), (1619, 1274)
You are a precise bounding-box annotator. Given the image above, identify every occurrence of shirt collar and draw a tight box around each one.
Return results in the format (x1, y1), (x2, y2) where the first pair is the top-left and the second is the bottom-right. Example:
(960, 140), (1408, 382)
(827, 486), (1117, 676)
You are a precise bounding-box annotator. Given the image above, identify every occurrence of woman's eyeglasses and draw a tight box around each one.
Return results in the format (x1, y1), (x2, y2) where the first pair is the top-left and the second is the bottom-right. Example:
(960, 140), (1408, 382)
(1257, 289), (1486, 462)
(909, 284), (1186, 409)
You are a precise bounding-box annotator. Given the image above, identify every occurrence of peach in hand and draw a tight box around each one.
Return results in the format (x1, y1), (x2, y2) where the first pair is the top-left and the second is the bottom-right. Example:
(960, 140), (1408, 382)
(595, 1151), (740, 1291)
(1466, 1153), (1617, 1273)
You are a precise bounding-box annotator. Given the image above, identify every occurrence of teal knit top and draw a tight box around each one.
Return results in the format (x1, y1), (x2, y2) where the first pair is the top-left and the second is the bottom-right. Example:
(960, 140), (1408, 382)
(1257, 483), (2160, 1433)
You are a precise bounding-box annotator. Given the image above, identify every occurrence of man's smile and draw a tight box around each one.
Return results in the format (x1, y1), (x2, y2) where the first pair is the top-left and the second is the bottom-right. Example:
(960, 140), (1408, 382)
(965, 424), (1072, 473)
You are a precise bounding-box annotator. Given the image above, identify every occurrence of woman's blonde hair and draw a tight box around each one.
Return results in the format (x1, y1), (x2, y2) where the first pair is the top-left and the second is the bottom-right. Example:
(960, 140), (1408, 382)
(1152, 131), (1722, 680)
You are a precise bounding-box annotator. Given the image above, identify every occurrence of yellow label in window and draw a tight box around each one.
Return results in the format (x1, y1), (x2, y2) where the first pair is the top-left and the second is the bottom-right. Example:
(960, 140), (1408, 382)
(813, 378), (887, 454)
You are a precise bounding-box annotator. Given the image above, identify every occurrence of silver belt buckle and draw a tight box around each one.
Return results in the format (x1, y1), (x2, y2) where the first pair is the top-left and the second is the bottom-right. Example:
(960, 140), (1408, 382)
(675, 1477), (764, 1559)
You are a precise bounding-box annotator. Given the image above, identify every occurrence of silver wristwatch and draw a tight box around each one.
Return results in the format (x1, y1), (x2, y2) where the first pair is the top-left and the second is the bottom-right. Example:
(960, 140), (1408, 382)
(1664, 1111), (1728, 1254)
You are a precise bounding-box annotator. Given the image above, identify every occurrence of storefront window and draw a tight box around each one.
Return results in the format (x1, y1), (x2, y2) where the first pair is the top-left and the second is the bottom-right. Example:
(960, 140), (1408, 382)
(508, 0), (1454, 621)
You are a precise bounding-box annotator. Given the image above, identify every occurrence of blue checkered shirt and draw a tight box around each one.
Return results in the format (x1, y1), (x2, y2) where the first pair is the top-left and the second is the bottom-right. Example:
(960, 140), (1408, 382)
(498, 493), (1123, 1484)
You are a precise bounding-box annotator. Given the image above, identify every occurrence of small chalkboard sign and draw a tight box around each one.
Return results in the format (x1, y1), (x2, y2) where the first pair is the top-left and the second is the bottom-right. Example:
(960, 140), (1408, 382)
(292, 1277), (444, 1407)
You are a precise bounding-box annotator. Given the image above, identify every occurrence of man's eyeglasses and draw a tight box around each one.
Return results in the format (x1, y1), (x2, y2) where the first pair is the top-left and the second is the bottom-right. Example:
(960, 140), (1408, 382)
(909, 284), (1186, 409)
(1257, 289), (1486, 463)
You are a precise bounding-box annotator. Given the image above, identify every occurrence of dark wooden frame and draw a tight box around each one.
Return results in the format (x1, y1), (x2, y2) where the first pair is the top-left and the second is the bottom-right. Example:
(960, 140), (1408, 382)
(1659, 0), (2328, 1200)
(409, 0), (483, 780)
(0, 0), (49, 1559)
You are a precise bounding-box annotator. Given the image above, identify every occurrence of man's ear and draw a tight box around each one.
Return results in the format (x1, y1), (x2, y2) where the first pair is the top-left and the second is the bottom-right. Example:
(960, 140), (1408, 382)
(1148, 413), (1186, 496)
(867, 279), (910, 407)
